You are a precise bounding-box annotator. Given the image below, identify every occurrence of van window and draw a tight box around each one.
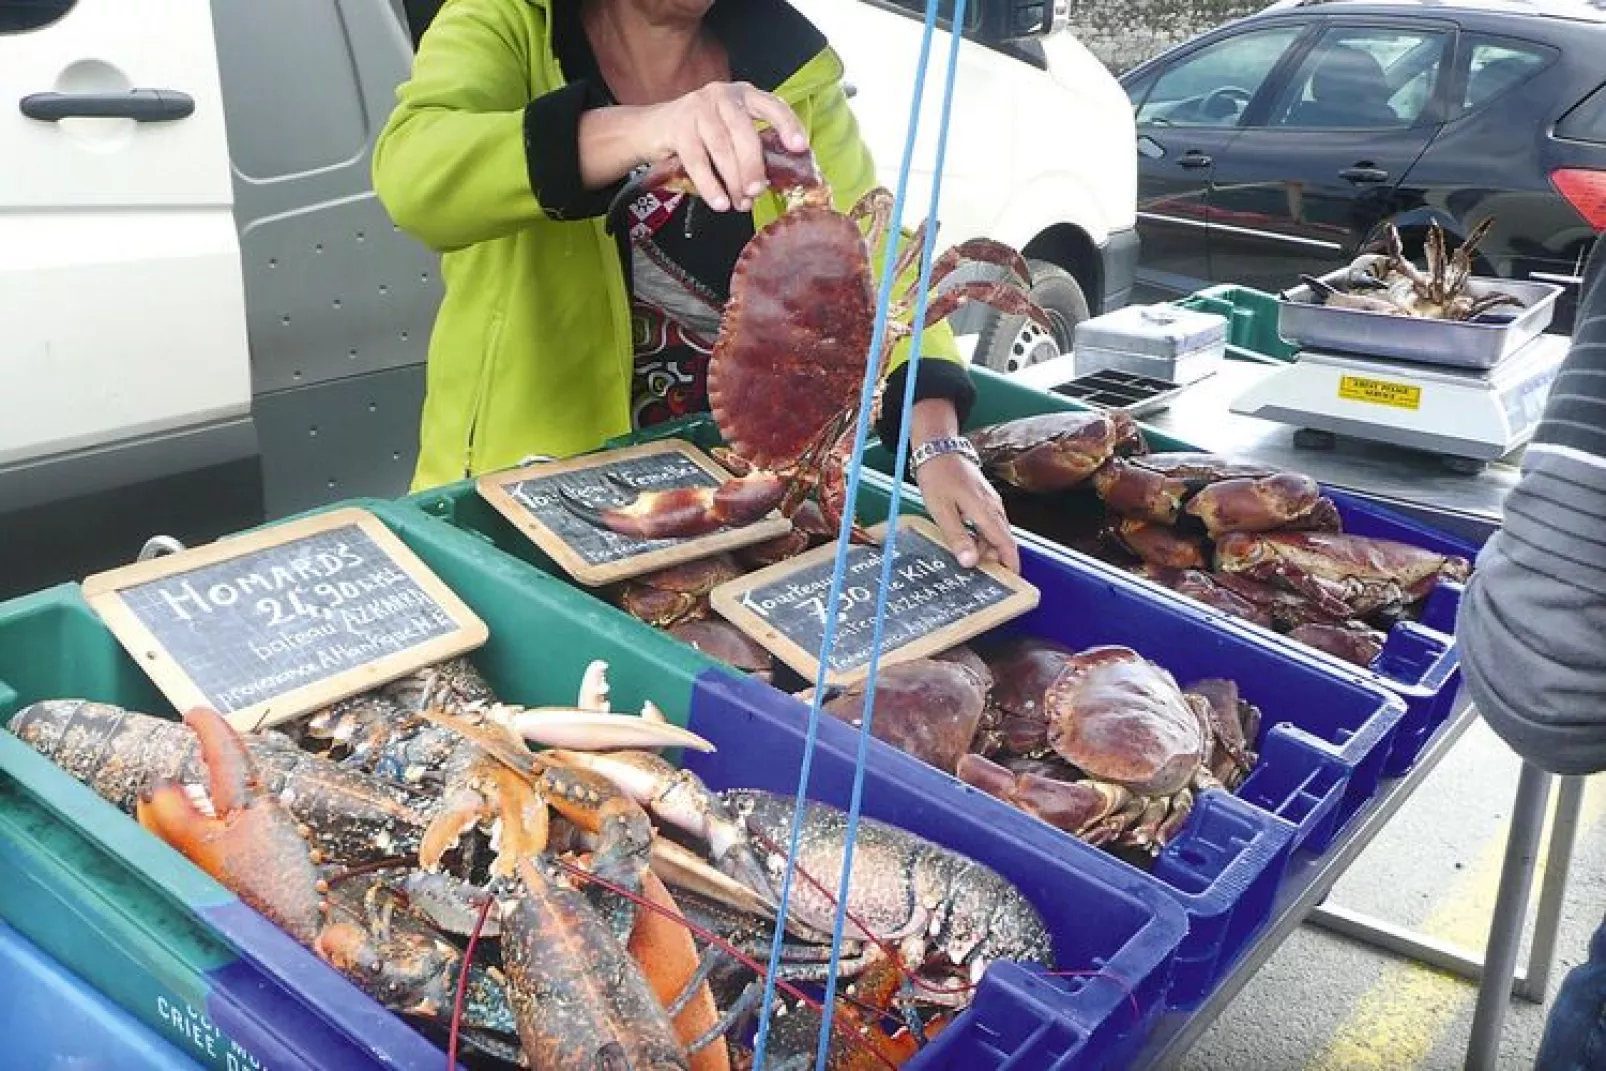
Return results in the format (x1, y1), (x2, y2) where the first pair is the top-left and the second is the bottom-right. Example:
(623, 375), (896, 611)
(1460, 35), (1554, 113)
(0, 0), (74, 33)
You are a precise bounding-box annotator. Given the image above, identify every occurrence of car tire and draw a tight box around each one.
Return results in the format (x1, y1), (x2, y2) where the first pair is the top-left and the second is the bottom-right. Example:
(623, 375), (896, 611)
(974, 259), (1091, 374)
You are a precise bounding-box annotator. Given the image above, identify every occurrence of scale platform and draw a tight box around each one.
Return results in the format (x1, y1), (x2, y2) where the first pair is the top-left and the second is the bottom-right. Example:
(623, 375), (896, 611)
(1229, 331), (1569, 469)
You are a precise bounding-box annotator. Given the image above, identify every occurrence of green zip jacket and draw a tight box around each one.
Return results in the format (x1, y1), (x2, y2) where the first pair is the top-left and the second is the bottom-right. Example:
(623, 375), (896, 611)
(373, 0), (967, 492)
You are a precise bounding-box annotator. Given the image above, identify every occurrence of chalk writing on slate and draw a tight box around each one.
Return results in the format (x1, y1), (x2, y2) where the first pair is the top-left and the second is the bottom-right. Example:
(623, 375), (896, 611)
(476, 440), (791, 587)
(83, 508), (487, 729)
(711, 517), (1039, 686)
(507, 450), (717, 568)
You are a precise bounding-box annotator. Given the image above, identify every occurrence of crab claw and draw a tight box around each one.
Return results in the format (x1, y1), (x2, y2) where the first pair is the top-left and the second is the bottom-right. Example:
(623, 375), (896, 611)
(539, 749), (777, 911)
(489, 705), (718, 753)
(557, 473), (786, 540)
(136, 707), (325, 946)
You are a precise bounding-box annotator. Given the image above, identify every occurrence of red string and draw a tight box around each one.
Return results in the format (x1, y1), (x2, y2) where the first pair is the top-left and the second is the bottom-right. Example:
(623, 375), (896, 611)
(549, 856), (903, 1070)
(447, 892), (495, 1070)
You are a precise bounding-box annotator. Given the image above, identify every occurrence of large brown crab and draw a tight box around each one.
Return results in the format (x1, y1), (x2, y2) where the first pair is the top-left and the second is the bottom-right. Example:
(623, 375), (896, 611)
(966, 410), (1148, 494)
(1215, 530), (1472, 622)
(955, 640), (1259, 854)
(565, 129), (1051, 542)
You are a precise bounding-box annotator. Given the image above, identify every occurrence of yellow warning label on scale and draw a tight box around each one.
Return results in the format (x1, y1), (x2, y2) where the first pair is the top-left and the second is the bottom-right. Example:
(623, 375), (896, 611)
(1338, 374), (1422, 410)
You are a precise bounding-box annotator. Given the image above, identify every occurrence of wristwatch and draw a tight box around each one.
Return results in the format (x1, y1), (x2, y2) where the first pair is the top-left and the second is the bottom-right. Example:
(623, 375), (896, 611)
(910, 436), (981, 472)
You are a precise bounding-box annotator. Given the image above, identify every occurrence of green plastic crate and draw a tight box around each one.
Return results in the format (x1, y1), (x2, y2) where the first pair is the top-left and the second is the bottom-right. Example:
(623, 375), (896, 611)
(1173, 285), (1298, 364)
(0, 496), (1194, 1071)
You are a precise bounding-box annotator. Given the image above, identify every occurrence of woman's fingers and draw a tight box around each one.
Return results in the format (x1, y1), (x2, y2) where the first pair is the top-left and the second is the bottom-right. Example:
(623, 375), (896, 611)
(695, 109), (747, 211)
(671, 116), (729, 211)
(914, 455), (1021, 574)
(923, 488), (983, 570)
(713, 91), (767, 208)
(738, 85), (808, 152)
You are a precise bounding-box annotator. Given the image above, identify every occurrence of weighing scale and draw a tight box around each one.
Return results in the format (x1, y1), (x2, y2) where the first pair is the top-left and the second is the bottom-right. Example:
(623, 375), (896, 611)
(1228, 329), (1568, 472)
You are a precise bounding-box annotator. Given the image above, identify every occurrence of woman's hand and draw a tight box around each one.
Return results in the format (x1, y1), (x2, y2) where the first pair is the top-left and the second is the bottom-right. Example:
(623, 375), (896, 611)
(907, 399), (1020, 573)
(642, 82), (808, 212)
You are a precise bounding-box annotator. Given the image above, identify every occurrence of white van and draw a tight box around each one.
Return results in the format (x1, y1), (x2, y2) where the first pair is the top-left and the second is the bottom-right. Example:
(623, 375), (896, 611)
(0, 0), (1136, 597)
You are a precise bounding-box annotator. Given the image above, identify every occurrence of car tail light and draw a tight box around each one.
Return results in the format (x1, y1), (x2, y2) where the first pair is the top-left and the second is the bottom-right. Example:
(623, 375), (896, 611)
(1551, 168), (1606, 231)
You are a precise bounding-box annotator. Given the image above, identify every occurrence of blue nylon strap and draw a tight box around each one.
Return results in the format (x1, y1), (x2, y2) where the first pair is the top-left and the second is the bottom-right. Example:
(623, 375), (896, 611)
(809, 1), (971, 1065)
(745, 1), (967, 1066)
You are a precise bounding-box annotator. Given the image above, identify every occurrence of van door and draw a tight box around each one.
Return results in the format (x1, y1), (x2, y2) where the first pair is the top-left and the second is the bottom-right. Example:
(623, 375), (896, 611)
(0, 0), (251, 470)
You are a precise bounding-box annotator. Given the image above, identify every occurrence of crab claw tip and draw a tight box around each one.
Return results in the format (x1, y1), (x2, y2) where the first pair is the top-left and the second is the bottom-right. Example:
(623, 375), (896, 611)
(505, 708), (716, 753)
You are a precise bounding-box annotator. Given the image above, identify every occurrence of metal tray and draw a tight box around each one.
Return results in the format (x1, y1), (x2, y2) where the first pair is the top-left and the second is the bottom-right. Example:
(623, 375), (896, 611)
(1050, 368), (1189, 417)
(1277, 271), (1563, 370)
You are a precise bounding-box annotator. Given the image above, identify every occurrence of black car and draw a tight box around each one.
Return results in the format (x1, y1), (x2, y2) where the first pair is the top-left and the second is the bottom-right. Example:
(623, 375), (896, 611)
(1119, 0), (1606, 331)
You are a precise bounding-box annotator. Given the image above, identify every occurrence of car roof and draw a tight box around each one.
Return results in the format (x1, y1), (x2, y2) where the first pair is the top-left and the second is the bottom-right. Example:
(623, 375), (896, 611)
(1257, 0), (1606, 25)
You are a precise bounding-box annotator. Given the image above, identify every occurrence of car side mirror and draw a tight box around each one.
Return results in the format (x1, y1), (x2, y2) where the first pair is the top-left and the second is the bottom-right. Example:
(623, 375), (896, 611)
(968, 0), (1070, 41)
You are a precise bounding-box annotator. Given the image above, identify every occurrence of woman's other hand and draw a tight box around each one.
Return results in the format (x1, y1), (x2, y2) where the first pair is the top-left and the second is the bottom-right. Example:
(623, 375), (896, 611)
(907, 399), (1020, 573)
(643, 82), (808, 212)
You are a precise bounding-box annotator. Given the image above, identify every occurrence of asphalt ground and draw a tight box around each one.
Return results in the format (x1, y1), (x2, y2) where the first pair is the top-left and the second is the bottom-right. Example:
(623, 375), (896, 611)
(1174, 715), (1606, 1071)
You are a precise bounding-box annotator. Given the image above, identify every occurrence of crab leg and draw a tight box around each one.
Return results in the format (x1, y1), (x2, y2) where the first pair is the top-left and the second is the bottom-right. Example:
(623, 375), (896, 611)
(556, 470), (788, 540)
(608, 126), (830, 224)
(907, 279), (1054, 333)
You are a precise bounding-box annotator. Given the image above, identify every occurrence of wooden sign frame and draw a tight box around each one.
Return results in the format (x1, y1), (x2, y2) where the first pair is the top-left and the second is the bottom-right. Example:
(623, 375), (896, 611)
(709, 515), (1039, 688)
(82, 506), (489, 732)
(475, 439), (793, 587)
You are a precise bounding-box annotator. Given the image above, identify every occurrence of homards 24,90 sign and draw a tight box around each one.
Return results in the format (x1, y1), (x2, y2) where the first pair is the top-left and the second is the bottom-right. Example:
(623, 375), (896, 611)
(83, 507), (487, 731)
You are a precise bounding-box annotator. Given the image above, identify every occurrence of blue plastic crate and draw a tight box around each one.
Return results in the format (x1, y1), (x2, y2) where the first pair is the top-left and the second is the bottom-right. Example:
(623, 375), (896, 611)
(0, 918), (207, 1071)
(852, 368), (1489, 780)
(687, 671), (1192, 1063)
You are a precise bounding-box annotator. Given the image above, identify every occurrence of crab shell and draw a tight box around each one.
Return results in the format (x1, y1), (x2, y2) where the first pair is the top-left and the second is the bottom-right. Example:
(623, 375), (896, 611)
(1093, 452), (1336, 535)
(807, 657), (991, 775)
(707, 202), (876, 475)
(615, 553), (746, 627)
(667, 618), (777, 683)
(975, 637), (1078, 758)
(1044, 646), (1210, 797)
(1214, 530), (1471, 619)
(967, 411), (1148, 494)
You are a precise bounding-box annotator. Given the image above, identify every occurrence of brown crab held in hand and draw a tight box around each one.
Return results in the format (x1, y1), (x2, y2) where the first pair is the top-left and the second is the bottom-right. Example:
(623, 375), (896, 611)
(564, 128), (1053, 543)
(966, 411), (1148, 494)
(1215, 530), (1471, 622)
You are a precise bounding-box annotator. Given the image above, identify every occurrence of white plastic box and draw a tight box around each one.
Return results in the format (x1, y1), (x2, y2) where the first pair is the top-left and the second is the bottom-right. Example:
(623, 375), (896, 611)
(1073, 304), (1228, 385)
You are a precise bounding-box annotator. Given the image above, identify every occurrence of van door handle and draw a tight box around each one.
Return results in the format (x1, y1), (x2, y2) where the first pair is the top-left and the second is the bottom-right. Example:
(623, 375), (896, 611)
(1339, 165), (1389, 184)
(20, 89), (194, 122)
(1179, 153), (1212, 169)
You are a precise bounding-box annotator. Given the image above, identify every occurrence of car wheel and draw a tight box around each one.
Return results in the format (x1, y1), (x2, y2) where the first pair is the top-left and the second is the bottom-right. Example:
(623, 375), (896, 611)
(974, 259), (1090, 374)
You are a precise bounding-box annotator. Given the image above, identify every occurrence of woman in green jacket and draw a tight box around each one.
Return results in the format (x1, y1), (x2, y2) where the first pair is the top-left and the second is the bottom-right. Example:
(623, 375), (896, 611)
(373, 0), (1019, 572)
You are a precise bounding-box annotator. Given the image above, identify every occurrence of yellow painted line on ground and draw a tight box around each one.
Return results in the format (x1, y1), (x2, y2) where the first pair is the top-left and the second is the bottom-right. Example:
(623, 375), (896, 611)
(1305, 776), (1606, 1071)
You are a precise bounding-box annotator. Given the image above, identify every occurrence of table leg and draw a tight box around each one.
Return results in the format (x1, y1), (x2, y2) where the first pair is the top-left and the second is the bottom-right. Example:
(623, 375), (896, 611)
(1465, 762), (1555, 1071)
(1516, 775), (1587, 1001)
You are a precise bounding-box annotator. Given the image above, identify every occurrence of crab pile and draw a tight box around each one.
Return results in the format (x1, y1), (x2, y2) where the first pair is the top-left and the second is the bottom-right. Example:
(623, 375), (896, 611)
(1292, 218), (1527, 323)
(962, 410), (1472, 668)
(8, 656), (1054, 1069)
(801, 638), (1260, 861)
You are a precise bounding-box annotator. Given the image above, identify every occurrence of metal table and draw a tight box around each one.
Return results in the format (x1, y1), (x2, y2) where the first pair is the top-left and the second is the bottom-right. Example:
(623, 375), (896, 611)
(1106, 359), (1587, 1068)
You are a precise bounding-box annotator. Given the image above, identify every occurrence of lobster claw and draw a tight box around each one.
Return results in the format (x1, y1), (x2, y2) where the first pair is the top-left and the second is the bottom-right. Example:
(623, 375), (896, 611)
(136, 707), (326, 947)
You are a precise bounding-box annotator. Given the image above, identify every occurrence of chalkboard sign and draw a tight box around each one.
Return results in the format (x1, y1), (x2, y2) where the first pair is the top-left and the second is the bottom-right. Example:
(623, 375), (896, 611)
(476, 440), (793, 586)
(82, 507), (488, 731)
(710, 516), (1039, 687)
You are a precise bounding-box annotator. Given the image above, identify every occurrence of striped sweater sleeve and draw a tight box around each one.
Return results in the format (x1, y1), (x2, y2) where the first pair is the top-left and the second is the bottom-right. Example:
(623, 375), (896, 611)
(1456, 235), (1606, 776)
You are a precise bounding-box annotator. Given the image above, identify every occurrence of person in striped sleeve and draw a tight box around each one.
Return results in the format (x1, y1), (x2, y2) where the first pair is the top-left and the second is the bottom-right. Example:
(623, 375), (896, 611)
(1457, 230), (1606, 1070)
